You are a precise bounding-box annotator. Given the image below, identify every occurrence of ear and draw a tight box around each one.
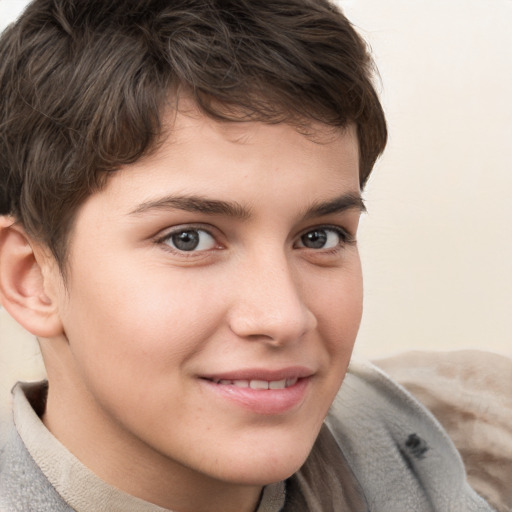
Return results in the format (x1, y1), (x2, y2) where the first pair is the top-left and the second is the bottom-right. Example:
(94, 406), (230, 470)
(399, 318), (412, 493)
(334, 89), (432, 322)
(0, 217), (64, 338)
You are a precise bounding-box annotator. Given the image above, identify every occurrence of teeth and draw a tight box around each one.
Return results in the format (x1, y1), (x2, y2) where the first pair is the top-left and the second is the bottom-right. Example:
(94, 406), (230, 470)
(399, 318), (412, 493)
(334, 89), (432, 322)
(269, 379), (287, 389)
(250, 380), (269, 390)
(214, 378), (299, 389)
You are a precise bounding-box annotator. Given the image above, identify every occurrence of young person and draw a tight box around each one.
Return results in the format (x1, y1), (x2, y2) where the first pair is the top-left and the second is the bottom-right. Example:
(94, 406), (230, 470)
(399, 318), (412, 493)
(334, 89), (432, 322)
(0, 0), (496, 510)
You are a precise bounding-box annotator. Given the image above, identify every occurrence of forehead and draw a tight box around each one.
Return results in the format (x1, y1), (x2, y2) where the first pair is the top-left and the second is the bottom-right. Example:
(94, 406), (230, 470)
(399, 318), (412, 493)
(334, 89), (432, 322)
(160, 108), (358, 178)
(156, 97), (359, 163)
(74, 110), (361, 226)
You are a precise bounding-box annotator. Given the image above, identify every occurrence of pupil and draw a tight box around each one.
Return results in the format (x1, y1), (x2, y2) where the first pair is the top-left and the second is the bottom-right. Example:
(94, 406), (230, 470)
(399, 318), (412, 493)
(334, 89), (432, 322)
(303, 230), (327, 248)
(172, 230), (200, 251)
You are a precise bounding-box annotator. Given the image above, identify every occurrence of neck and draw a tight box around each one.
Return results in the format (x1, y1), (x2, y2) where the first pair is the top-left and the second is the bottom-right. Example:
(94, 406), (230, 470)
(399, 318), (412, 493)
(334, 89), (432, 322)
(41, 365), (264, 512)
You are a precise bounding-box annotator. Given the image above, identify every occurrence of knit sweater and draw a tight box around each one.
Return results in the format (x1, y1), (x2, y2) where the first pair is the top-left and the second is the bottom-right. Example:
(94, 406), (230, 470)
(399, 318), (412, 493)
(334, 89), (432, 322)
(0, 360), (495, 511)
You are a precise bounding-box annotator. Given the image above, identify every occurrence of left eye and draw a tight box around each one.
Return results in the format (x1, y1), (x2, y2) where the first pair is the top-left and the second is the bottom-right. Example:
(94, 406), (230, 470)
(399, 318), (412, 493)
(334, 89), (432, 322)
(164, 229), (217, 252)
(297, 228), (345, 250)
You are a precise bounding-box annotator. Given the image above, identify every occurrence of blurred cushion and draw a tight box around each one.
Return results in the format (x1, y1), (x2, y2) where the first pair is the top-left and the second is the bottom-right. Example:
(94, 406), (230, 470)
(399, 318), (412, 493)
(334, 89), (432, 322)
(374, 350), (512, 512)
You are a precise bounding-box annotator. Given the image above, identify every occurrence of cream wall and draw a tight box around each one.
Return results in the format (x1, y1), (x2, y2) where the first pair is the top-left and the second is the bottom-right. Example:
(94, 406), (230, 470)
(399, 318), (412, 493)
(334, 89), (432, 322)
(0, 0), (511, 398)
(340, 0), (512, 358)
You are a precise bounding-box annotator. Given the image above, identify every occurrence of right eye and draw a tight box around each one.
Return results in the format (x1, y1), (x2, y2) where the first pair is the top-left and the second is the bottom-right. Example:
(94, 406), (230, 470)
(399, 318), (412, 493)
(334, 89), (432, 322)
(162, 228), (217, 252)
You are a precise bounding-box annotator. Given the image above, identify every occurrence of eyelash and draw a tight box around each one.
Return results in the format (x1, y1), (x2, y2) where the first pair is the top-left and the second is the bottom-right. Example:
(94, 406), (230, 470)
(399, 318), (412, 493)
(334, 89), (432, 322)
(294, 225), (355, 253)
(154, 224), (355, 256)
(155, 224), (222, 257)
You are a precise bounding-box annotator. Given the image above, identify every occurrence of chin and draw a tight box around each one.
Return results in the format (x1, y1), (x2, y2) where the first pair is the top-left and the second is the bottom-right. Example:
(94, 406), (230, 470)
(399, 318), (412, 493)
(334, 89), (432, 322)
(212, 439), (314, 486)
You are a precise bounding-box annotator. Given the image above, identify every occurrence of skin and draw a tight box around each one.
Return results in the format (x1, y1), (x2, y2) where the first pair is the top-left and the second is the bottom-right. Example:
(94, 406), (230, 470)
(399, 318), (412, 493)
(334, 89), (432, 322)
(37, 108), (364, 512)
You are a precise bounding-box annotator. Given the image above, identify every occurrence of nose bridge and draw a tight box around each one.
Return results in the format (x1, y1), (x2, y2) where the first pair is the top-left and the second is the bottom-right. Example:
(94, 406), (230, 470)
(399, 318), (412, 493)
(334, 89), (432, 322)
(228, 249), (316, 344)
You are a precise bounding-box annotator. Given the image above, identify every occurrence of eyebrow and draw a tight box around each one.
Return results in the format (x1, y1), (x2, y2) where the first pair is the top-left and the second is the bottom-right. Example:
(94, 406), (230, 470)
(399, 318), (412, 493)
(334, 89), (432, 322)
(304, 192), (366, 218)
(129, 192), (365, 219)
(129, 195), (251, 219)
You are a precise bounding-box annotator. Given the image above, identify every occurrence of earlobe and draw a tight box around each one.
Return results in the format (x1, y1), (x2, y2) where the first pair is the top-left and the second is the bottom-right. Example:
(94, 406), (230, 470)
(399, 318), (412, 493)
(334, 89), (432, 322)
(0, 217), (64, 338)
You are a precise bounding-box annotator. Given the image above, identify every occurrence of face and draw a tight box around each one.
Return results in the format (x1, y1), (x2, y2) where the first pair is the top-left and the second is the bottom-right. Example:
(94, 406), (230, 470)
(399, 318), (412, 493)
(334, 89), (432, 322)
(43, 108), (363, 506)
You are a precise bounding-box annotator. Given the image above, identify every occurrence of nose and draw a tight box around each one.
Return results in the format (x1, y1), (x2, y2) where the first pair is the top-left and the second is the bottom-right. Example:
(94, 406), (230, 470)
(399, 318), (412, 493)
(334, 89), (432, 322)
(227, 253), (317, 346)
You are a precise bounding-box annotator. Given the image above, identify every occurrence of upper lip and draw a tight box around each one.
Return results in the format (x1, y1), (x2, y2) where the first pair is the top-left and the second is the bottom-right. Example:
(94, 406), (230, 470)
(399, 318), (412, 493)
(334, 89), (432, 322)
(200, 366), (314, 382)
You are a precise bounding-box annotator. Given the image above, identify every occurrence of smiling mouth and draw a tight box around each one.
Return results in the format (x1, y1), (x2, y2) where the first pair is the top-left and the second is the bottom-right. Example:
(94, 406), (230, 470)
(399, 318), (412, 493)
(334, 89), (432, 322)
(206, 378), (299, 390)
(200, 373), (310, 414)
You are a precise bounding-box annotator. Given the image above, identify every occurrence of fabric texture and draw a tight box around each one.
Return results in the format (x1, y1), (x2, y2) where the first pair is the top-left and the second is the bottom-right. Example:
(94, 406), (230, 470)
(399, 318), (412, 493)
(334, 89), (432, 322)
(0, 360), (497, 512)
(374, 350), (512, 512)
(326, 360), (496, 512)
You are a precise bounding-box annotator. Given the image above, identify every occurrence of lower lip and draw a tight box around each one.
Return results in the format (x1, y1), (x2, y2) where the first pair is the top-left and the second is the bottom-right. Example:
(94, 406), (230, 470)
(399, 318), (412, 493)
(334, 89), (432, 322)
(200, 377), (310, 415)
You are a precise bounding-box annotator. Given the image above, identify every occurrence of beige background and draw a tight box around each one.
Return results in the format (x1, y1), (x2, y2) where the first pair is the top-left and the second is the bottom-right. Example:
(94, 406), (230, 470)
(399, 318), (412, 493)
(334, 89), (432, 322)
(1, 0), (511, 415)
(342, 0), (511, 358)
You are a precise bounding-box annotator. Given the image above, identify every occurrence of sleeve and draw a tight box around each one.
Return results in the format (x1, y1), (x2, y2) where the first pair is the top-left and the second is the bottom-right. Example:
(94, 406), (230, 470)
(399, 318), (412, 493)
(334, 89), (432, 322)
(325, 360), (497, 512)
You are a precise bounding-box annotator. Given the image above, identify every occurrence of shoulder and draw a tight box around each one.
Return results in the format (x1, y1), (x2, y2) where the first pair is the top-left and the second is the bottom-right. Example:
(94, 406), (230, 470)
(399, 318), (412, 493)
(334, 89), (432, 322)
(0, 405), (72, 512)
(325, 360), (496, 512)
(373, 350), (512, 512)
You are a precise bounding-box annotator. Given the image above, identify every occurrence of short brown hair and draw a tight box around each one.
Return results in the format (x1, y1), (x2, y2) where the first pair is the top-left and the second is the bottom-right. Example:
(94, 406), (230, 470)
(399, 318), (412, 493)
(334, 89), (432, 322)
(0, 0), (387, 268)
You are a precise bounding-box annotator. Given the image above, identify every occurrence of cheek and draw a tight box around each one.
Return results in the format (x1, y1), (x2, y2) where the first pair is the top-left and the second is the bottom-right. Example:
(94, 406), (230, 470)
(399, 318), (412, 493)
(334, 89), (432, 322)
(61, 258), (222, 377)
(59, 269), (224, 426)
(309, 260), (363, 350)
